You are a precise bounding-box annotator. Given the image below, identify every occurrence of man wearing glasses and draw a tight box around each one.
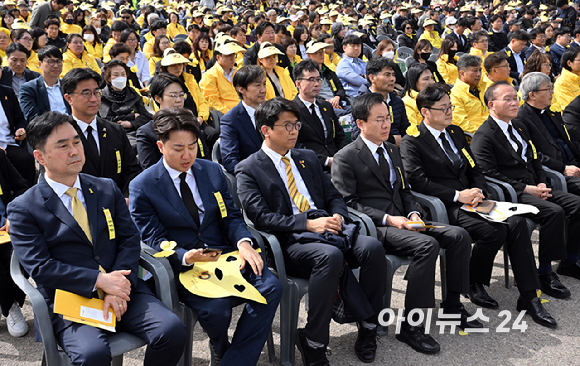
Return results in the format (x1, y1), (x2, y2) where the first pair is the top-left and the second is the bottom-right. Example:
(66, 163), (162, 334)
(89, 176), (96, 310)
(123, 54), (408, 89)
(62, 68), (141, 202)
(237, 97), (387, 365)
(293, 60), (348, 172)
(331, 93), (477, 355)
(401, 83), (557, 328)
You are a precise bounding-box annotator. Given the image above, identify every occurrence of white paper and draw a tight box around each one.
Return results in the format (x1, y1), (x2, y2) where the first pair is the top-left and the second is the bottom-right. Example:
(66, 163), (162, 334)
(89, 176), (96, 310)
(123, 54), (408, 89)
(461, 201), (539, 222)
(80, 306), (114, 325)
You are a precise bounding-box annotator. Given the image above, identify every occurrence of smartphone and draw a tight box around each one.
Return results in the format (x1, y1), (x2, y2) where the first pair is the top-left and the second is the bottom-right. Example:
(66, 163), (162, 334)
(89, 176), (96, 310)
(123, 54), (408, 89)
(202, 248), (223, 255)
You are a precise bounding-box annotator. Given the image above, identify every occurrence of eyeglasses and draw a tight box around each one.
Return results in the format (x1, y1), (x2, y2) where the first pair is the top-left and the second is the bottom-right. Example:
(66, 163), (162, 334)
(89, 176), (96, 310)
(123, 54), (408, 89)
(274, 121), (302, 131)
(121, 16), (131, 19)
(70, 89), (102, 99)
(19, 36), (32, 42)
(492, 96), (520, 103)
(299, 77), (322, 83)
(126, 37), (138, 42)
(163, 93), (188, 100)
(43, 59), (63, 66)
(536, 87), (554, 93)
(368, 117), (391, 125)
(428, 105), (455, 113)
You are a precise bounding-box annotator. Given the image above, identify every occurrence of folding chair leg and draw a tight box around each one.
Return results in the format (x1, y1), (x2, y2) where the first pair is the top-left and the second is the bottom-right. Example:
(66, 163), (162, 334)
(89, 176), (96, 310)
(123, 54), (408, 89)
(503, 243), (511, 289)
(266, 331), (276, 363)
(111, 355), (123, 366)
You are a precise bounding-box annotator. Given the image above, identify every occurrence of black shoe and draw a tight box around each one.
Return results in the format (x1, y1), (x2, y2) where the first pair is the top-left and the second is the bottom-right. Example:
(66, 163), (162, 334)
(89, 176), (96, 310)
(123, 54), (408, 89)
(441, 302), (484, 330)
(209, 340), (221, 366)
(395, 321), (440, 354)
(556, 260), (580, 280)
(539, 272), (571, 299)
(354, 323), (378, 363)
(468, 283), (499, 309)
(516, 296), (558, 328)
(295, 329), (330, 366)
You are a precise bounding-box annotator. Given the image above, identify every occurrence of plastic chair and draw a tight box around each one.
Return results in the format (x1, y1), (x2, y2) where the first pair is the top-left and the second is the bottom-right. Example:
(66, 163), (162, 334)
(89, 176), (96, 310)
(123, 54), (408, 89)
(173, 34), (188, 43)
(211, 139), (241, 209)
(396, 46), (414, 61)
(209, 109), (222, 133)
(10, 251), (175, 366)
(543, 166), (567, 193)
(376, 35), (392, 42)
(404, 57), (415, 70)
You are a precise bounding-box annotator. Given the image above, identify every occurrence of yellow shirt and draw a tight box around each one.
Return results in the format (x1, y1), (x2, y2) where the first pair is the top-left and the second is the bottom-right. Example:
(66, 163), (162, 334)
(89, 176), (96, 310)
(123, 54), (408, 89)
(61, 49), (101, 78)
(554, 68), (580, 111)
(143, 37), (156, 59)
(469, 48), (492, 76)
(199, 62), (239, 115)
(27, 50), (41, 73)
(436, 54), (458, 85)
(60, 23), (83, 35)
(149, 56), (161, 77)
(102, 38), (116, 63)
(418, 30), (442, 49)
(264, 66), (298, 101)
(324, 53), (340, 72)
(197, 49), (213, 72)
(182, 72), (210, 121)
(403, 90), (422, 135)
(84, 41), (103, 60)
(450, 78), (489, 134)
(167, 23), (187, 39)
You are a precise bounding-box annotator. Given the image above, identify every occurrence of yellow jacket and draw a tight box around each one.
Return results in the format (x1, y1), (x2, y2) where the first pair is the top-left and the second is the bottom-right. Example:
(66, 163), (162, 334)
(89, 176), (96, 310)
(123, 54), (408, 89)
(182, 72), (210, 121)
(403, 90), (422, 135)
(450, 78), (488, 134)
(554, 68), (580, 111)
(199, 62), (239, 115)
(60, 23), (82, 35)
(61, 49), (101, 78)
(167, 23), (186, 39)
(469, 48), (492, 75)
(102, 38), (116, 63)
(436, 54), (458, 84)
(418, 31), (442, 49)
(290, 54), (302, 67)
(481, 73), (515, 91)
(149, 56), (161, 77)
(27, 50), (41, 73)
(196, 49), (213, 72)
(324, 53), (340, 72)
(136, 14), (145, 27)
(84, 41), (103, 60)
(264, 66), (298, 100)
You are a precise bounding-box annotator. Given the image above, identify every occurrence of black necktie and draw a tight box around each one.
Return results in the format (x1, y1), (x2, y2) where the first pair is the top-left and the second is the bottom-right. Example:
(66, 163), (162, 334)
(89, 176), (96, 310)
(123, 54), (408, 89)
(311, 103), (327, 138)
(179, 172), (200, 227)
(85, 125), (99, 157)
(440, 132), (463, 169)
(376, 146), (391, 188)
(507, 124), (524, 157)
(310, 103), (317, 117)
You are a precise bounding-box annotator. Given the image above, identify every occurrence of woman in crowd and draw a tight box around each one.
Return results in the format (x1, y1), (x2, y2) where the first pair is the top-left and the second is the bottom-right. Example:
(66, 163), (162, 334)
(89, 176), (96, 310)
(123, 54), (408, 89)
(257, 42), (297, 100)
(167, 12), (186, 39)
(1, 12), (13, 31)
(82, 25), (103, 62)
(554, 48), (580, 111)
(0, 27), (10, 58)
(411, 39), (444, 83)
(192, 32), (213, 71)
(523, 49), (553, 79)
(30, 27), (47, 56)
(374, 38), (406, 91)
(61, 11), (83, 35)
(148, 34), (171, 78)
(331, 22), (346, 55)
(293, 24), (310, 59)
(309, 23), (321, 41)
(418, 19), (442, 49)
(122, 28), (150, 86)
(402, 62), (435, 133)
(281, 36), (301, 78)
(74, 8), (86, 29)
(61, 33), (101, 77)
(11, 29), (41, 73)
(436, 37), (459, 84)
(397, 20), (417, 49)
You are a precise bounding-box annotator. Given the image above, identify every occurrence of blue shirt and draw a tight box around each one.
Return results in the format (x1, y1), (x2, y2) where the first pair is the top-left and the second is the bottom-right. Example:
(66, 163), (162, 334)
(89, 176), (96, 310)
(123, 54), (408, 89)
(45, 79), (68, 115)
(336, 56), (367, 95)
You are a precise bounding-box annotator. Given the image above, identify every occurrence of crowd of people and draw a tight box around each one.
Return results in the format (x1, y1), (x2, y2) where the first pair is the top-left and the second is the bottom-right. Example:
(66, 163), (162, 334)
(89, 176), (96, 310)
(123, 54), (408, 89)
(1, 0), (580, 365)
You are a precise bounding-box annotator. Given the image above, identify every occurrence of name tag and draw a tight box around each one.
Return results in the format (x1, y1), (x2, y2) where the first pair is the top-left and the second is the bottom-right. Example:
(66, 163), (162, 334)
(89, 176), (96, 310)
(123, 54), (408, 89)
(103, 208), (115, 240)
(563, 125), (572, 141)
(115, 151), (121, 174)
(198, 138), (205, 157)
(214, 192), (227, 218)
(462, 148), (475, 168)
(397, 166), (406, 189)
(529, 140), (537, 159)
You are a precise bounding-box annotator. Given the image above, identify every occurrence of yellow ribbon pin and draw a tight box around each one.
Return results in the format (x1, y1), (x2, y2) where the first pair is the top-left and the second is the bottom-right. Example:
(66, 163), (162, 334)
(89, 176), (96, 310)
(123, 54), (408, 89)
(153, 241), (177, 258)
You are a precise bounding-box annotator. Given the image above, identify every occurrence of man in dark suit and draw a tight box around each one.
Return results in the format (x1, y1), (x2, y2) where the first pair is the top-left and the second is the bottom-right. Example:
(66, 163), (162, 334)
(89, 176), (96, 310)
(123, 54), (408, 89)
(488, 15), (509, 52)
(130, 108), (282, 366)
(236, 97), (387, 365)
(514, 72), (580, 196)
(19, 45), (70, 122)
(471, 81), (580, 299)
(332, 93), (478, 354)
(243, 21), (290, 69)
(401, 84), (556, 328)
(501, 30), (530, 84)
(220, 65), (266, 174)
(0, 43), (40, 95)
(293, 60), (348, 171)
(7, 111), (186, 366)
(61, 68), (141, 199)
(446, 17), (470, 53)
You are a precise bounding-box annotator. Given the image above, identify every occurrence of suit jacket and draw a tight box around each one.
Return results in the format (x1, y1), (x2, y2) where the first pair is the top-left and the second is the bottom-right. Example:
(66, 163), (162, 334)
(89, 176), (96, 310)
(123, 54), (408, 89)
(0, 67), (40, 91)
(331, 137), (422, 228)
(236, 148), (348, 246)
(501, 47), (525, 82)
(446, 31), (469, 53)
(19, 76), (71, 122)
(220, 101), (262, 174)
(471, 116), (547, 197)
(129, 158), (252, 273)
(71, 117), (142, 197)
(0, 84), (27, 137)
(0, 151), (28, 210)
(400, 123), (487, 224)
(7, 174), (141, 335)
(513, 102), (580, 173)
(293, 96), (348, 167)
(561, 94), (580, 151)
(488, 31), (508, 53)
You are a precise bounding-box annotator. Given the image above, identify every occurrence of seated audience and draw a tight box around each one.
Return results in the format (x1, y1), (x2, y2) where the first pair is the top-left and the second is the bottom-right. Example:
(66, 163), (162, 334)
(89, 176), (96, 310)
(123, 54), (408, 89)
(501, 30), (530, 84)
(0, 42), (40, 96)
(410, 39), (444, 84)
(257, 42), (297, 100)
(61, 33), (101, 77)
(436, 37), (459, 85)
(336, 34), (367, 98)
(402, 63), (435, 133)
(554, 48), (580, 111)
(450, 55), (489, 134)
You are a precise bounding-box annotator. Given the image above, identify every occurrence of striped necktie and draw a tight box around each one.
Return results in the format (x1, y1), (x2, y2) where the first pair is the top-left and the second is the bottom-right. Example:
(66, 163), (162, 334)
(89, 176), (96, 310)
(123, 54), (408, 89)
(281, 157), (311, 213)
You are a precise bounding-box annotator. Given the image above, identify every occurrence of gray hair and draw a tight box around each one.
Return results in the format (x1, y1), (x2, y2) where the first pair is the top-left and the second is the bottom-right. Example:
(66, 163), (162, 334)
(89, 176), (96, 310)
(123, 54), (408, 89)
(457, 55), (482, 72)
(147, 13), (160, 24)
(520, 72), (551, 101)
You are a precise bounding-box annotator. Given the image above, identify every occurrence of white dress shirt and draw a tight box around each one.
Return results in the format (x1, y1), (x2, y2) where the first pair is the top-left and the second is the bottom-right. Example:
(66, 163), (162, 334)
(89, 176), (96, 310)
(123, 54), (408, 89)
(492, 116), (527, 162)
(127, 50), (151, 86)
(261, 142), (317, 215)
(508, 46), (524, 75)
(223, 67), (235, 83)
(0, 101), (15, 149)
(44, 79), (68, 114)
(242, 100), (256, 128)
(73, 116), (100, 154)
(44, 174), (85, 215)
(299, 96), (331, 166)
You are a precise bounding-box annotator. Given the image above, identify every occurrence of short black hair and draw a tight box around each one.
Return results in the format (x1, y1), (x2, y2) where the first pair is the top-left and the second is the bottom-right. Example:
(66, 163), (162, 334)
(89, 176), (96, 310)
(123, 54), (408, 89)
(61, 68), (102, 95)
(154, 108), (199, 143)
(149, 72), (187, 101)
(402, 63), (432, 97)
(352, 93), (386, 122)
(342, 34), (363, 46)
(233, 65), (266, 99)
(256, 21), (274, 37)
(366, 56), (397, 78)
(255, 97), (300, 129)
(111, 20), (129, 32)
(56, 0), (68, 6)
(416, 83), (451, 112)
(5, 42), (29, 58)
(484, 51), (509, 73)
(103, 59), (129, 83)
(27, 111), (71, 151)
(44, 18), (60, 28)
(293, 59), (320, 80)
(555, 26), (572, 38)
(484, 80), (514, 106)
(150, 19), (167, 32)
(489, 15), (502, 24)
(509, 29), (531, 42)
(457, 17), (469, 28)
(561, 47), (580, 71)
(557, 0), (568, 8)
(529, 28), (545, 40)
(318, 33), (332, 42)
(120, 28), (138, 44)
(173, 40), (193, 55)
(38, 45), (62, 61)
(574, 27), (580, 38)
(109, 43), (131, 58)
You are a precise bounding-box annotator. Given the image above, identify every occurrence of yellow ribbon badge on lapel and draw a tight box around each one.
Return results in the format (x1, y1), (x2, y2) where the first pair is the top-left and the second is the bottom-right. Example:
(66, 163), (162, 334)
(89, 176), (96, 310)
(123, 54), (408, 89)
(179, 250), (267, 304)
(153, 241), (177, 257)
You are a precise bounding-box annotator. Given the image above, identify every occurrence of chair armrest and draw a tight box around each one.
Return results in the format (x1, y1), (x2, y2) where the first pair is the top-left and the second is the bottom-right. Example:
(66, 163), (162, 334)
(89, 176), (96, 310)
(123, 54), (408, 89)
(485, 176), (517, 203)
(140, 243), (179, 312)
(486, 182), (505, 201)
(10, 252), (61, 363)
(411, 191), (449, 224)
(347, 207), (377, 239)
(244, 221), (289, 289)
(543, 165), (567, 192)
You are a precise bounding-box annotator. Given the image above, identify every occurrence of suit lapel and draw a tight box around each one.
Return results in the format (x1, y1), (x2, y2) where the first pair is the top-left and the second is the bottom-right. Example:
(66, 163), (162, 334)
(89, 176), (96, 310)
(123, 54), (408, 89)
(355, 138), (391, 191)
(192, 162), (217, 229)
(39, 78), (50, 112)
(490, 119), (526, 164)
(71, 121), (99, 172)
(97, 119), (108, 174)
(291, 151), (317, 204)
(419, 123), (456, 173)
(238, 104), (262, 148)
(80, 176), (99, 248)
(257, 150), (293, 209)
(525, 105), (560, 151)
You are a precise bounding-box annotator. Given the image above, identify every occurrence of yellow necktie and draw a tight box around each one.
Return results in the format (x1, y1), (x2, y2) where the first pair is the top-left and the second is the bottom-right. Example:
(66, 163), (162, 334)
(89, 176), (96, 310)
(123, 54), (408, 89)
(281, 157), (311, 213)
(65, 188), (106, 299)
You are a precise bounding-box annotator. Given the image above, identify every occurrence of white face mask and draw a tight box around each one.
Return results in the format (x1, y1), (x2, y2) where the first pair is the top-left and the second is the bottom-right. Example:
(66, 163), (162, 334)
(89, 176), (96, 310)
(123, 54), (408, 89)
(383, 50), (395, 59)
(94, 27), (101, 34)
(111, 76), (127, 90)
(83, 33), (94, 42)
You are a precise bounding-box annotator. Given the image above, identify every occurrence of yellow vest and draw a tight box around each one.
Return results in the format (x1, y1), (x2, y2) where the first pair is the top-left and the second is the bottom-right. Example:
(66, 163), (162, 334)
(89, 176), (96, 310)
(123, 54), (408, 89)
(60, 23), (82, 35)
(27, 50), (41, 73)
(84, 41), (103, 59)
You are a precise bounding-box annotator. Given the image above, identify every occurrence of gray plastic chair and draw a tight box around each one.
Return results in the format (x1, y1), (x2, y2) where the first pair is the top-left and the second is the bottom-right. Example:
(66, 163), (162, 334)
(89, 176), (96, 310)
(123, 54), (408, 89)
(396, 46), (414, 62)
(543, 166), (567, 193)
(10, 250), (175, 366)
(211, 139), (242, 209)
(173, 34), (188, 43)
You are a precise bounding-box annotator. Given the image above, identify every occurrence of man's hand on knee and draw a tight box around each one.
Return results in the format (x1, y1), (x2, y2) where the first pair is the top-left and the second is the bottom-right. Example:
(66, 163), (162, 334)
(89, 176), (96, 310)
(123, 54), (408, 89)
(96, 270), (132, 301)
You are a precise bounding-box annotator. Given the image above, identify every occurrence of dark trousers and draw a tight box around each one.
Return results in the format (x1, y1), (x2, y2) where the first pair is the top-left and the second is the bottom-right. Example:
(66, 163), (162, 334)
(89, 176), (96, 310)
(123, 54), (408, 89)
(378, 222), (471, 309)
(565, 175), (580, 196)
(6, 145), (35, 187)
(520, 190), (580, 262)
(0, 244), (25, 316)
(176, 266), (282, 366)
(57, 280), (186, 366)
(456, 210), (539, 293)
(284, 236), (387, 345)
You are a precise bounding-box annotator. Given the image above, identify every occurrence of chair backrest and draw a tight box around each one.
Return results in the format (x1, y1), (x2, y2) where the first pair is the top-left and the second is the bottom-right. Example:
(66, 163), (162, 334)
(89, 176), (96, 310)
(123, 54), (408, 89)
(428, 53), (438, 62)
(405, 57), (415, 69)
(173, 34), (188, 43)
(212, 139), (222, 164)
(397, 46), (414, 60)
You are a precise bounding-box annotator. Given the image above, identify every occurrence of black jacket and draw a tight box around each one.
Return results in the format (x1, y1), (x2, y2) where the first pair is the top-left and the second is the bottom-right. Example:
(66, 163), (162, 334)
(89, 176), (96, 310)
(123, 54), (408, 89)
(397, 33), (417, 49)
(0, 67), (39, 92)
(321, 64), (348, 104)
(488, 31), (509, 53)
(99, 86), (152, 133)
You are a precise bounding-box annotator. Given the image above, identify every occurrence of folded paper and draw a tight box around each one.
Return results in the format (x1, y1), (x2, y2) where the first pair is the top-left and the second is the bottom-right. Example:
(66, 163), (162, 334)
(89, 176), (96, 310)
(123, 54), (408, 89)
(54, 289), (116, 332)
